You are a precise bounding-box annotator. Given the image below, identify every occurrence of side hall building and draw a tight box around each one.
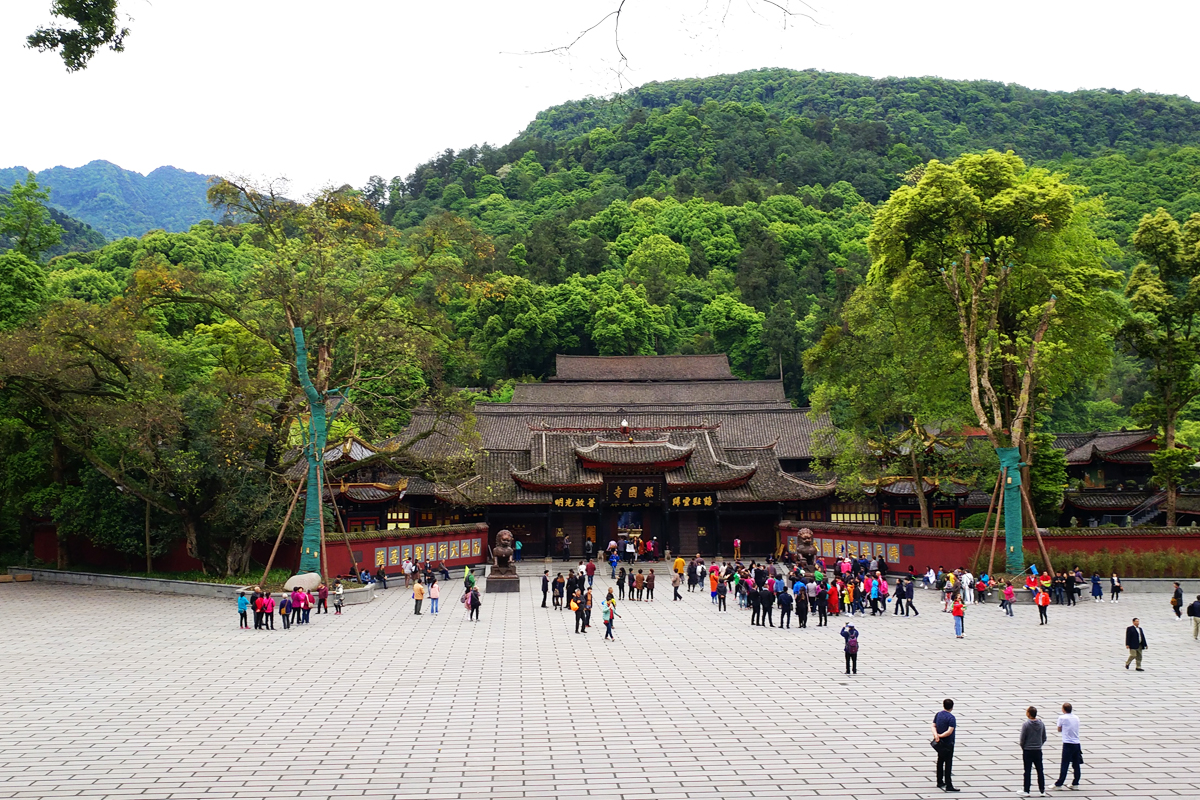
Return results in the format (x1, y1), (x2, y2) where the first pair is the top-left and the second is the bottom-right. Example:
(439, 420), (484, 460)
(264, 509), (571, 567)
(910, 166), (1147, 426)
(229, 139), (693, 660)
(320, 354), (1197, 561)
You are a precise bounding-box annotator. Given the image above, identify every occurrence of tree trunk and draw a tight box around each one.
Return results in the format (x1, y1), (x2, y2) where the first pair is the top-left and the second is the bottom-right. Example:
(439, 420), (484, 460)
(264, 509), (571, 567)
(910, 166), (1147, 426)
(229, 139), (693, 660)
(225, 536), (250, 578)
(909, 445), (931, 527)
(181, 514), (207, 575)
(51, 436), (69, 569)
(1018, 438), (1034, 527)
(144, 497), (152, 573)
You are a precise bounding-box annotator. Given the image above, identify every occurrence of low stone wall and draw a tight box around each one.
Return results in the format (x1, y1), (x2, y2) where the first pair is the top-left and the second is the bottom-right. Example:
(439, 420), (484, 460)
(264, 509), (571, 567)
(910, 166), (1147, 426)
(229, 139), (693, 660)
(4, 568), (375, 605)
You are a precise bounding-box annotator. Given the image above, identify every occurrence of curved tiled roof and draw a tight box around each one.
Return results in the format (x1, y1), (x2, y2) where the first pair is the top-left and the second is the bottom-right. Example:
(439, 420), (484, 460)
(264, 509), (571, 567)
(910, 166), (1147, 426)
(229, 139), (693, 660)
(552, 354), (735, 381)
(1053, 429), (1156, 464)
(574, 440), (695, 466)
(512, 380), (787, 405)
(1064, 490), (1150, 510)
(474, 405), (828, 460)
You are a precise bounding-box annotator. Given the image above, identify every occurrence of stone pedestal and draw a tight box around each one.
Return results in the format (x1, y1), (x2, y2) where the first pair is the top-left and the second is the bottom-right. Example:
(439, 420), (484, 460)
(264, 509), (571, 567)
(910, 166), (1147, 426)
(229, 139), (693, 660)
(486, 575), (520, 593)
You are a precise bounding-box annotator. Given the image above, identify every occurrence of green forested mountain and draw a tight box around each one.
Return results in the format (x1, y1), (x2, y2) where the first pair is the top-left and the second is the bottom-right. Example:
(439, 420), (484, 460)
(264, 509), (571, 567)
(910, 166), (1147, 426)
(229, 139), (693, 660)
(381, 69), (1200, 260)
(0, 161), (216, 240)
(362, 69), (1200, 411)
(0, 187), (107, 257)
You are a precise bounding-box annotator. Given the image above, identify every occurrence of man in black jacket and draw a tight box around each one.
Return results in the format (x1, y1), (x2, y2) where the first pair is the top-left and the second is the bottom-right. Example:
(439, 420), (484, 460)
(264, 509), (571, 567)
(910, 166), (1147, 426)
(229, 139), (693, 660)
(541, 570), (550, 608)
(777, 587), (793, 628)
(759, 586), (775, 627)
(1188, 594), (1200, 640)
(1125, 618), (1148, 671)
(748, 582), (762, 626)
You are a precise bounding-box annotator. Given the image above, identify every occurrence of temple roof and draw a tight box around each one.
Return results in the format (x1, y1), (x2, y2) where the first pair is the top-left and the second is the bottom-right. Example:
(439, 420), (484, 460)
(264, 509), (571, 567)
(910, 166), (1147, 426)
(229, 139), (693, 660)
(574, 439), (696, 468)
(1053, 429), (1156, 465)
(284, 436), (381, 480)
(551, 354), (735, 382)
(1063, 490), (1150, 510)
(511, 380), (787, 405)
(473, 405), (827, 460)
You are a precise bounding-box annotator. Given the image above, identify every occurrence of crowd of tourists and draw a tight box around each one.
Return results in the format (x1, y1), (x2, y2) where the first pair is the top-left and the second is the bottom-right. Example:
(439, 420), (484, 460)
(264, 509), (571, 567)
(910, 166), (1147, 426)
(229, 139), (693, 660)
(237, 581), (342, 630)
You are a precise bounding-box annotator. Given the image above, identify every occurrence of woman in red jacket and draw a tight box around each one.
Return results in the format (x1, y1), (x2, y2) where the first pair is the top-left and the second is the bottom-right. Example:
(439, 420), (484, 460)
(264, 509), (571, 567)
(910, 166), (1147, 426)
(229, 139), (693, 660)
(1036, 587), (1051, 625)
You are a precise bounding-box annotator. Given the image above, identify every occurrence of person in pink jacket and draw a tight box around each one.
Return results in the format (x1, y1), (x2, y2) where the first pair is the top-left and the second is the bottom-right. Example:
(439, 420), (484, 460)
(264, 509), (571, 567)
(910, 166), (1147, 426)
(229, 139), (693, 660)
(429, 578), (440, 614)
(1002, 582), (1016, 617)
(290, 588), (305, 625)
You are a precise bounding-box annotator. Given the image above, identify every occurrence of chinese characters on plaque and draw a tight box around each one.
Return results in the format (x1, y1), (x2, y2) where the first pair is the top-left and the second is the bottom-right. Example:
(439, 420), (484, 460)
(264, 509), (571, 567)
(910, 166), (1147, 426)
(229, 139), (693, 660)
(553, 495), (598, 509)
(374, 548), (386, 567)
(669, 493), (716, 508)
(607, 482), (661, 504)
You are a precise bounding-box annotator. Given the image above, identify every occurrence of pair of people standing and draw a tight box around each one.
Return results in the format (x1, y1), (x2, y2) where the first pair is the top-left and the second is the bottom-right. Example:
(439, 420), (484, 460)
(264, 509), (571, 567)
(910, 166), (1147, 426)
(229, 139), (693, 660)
(1018, 703), (1086, 795)
(412, 578), (440, 615)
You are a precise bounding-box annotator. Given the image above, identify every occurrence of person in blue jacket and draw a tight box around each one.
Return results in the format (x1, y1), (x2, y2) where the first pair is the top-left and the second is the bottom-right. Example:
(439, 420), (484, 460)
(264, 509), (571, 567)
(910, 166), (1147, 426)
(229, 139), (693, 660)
(237, 592), (250, 629)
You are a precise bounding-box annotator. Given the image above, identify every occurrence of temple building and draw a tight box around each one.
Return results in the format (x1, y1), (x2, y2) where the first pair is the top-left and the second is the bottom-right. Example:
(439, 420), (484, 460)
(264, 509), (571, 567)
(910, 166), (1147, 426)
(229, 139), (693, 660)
(325, 354), (835, 558)
(317, 354), (1198, 561)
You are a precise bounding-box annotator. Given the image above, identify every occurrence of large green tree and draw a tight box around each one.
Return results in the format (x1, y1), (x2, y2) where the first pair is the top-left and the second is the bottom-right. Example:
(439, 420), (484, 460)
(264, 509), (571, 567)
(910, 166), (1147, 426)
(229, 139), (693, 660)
(1118, 208), (1200, 525)
(865, 150), (1123, 571)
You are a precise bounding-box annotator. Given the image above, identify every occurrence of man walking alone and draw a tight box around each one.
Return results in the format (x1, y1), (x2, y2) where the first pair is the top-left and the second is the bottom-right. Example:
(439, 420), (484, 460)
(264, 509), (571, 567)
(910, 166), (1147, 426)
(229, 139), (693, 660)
(1125, 618), (1148, 670)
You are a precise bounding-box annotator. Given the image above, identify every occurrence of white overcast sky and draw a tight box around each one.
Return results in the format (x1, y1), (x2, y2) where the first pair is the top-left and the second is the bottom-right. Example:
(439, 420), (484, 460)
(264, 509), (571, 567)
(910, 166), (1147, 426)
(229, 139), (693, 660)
(3, 0), (1199, 196)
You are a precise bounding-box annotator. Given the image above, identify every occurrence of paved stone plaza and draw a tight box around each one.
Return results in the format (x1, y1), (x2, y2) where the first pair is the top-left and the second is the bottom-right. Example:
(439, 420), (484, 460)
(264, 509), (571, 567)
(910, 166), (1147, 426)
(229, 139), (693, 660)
(2, 566), (1198, 800)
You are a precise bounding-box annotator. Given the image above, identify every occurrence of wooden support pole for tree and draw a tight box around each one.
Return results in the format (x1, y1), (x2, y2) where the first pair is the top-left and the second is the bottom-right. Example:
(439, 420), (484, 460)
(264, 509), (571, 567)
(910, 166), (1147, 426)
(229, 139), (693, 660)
(987, 468), (1007, 578)
(1020, 484), (1056, 577)
(261, 475), (306, 588)
(318, 462), (329, 582)
(971, 472), (1003, 574)
(144, 498), (152, 574)
(321, 461), (359, 575)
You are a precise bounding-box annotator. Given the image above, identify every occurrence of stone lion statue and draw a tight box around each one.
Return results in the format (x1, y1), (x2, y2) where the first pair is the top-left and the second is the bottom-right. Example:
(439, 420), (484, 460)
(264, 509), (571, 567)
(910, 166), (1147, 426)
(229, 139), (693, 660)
(492, 529), (516, 575)
(796, 528), (819, 568)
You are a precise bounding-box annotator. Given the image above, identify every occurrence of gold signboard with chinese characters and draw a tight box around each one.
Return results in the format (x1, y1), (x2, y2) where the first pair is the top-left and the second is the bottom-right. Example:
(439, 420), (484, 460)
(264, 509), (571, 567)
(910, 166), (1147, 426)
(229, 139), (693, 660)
(553, 495), (599, 510)
(669, 493), (716, 509)
(607, 482), (661, 505)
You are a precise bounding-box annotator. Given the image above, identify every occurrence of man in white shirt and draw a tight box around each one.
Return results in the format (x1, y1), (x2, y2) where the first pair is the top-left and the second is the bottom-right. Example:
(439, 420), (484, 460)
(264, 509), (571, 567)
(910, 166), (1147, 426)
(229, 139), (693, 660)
(962, 571), (975, 604)
(1054, 702), (1082, 789)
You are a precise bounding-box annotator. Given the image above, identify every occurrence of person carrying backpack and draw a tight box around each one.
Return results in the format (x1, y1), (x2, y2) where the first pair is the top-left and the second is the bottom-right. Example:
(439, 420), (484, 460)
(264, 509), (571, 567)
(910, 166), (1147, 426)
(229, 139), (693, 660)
(468, 586), (482, 621)
(840, 623), (859, 674)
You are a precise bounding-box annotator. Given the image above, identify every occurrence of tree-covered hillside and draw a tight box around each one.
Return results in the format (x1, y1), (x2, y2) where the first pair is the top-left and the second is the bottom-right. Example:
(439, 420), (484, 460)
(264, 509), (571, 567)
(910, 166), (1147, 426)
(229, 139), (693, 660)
(381, 70), (1200, 263)
(0, 186), (107, 257)
(359, 69), (1200, 410)
(0, 161), (217, 240)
